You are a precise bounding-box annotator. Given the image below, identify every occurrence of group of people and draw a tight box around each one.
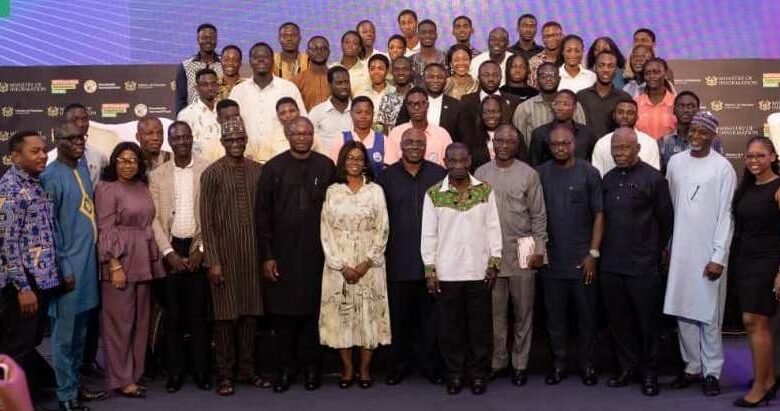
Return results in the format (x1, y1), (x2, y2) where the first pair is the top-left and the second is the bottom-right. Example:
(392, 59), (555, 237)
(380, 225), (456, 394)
(1, 9), (779, 411)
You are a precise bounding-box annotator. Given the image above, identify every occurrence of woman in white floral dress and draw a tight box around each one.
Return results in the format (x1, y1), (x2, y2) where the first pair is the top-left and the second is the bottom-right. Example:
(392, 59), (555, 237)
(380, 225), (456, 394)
(319, 140), (390, 389)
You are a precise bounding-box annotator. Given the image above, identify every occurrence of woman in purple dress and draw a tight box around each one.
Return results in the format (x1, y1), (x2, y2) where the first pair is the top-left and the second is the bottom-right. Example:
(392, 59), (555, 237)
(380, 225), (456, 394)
(95, 142), (165, 398)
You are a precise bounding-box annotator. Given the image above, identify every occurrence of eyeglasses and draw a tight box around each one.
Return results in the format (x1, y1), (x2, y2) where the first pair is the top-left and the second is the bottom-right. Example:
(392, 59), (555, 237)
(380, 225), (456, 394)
(401, 140), (426, 147)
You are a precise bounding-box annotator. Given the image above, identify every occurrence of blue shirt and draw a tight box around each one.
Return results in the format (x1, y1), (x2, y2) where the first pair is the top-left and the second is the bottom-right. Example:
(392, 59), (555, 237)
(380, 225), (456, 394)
(537, 159), (603, 279)
(41, 160), (99, 317)
(0, 166), (61, 292)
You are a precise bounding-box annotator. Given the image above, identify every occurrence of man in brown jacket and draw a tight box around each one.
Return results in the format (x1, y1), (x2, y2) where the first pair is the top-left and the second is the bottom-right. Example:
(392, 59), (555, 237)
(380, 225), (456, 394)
(150, 121), (211, 393)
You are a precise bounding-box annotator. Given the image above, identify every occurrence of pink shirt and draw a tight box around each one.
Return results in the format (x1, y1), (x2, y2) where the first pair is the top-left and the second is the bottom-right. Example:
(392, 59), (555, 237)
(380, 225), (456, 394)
(328, 129), (379, 162)
(635, 91), (677, 140)
(385, 122), (453, 166)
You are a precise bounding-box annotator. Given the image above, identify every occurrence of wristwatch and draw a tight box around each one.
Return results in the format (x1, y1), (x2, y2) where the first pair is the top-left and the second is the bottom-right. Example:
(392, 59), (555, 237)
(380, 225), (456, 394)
(589, 249), (600, 259)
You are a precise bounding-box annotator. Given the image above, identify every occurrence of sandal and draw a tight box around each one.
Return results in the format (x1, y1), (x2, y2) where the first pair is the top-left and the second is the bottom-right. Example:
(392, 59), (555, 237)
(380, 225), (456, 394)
(217, 379), (235, 396)
(249, 374), (272, 388)
(115, 386), (146, 398)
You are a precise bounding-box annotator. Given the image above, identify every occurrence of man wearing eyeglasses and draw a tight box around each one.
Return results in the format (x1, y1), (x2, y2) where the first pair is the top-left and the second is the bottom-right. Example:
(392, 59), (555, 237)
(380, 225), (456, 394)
(384, 87), (453, 166)
(292, 36), (331, 111)
(41, 122), (108, 411)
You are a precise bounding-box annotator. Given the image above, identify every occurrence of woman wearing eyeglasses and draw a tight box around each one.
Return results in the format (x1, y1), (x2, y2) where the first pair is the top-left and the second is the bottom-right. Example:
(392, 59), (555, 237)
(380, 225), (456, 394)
(95, 142), (165, 399)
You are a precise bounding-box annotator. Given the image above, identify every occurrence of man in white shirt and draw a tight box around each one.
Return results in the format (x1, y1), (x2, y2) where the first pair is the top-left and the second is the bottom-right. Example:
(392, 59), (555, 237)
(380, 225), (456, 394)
(308, 66), (353, 155)
(177, 68), (221, 162)
(591, 98), (660, 176)
(421, 143), (502, 396)
(469, 27), (512, 86)
(149, 121), (211, 393)
(229, 42), (306, 154)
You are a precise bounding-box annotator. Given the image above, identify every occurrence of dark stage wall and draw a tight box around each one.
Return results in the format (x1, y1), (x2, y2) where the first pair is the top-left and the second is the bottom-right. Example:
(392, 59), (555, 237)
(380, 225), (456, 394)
(0, 59), (778, 173)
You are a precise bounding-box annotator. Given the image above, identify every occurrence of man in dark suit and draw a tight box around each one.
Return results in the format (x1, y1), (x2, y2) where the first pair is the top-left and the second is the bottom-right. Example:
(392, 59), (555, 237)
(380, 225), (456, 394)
(460, 60), (523, 126)
(396, 63), (464, 142)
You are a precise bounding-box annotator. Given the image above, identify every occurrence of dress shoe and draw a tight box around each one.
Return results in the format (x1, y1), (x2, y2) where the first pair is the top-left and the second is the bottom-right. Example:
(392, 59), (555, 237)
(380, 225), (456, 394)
(273, 373), (291, 393)
(734, 389), (774, 408)
(193, 373), (212, 391)
(77, 387), (108, 402)
(703, 375), (721, 396)
(385, 368), (408, 385)
(427, 374), (445, 385)
(581, 368), (598, 386)
(358, 377), (373, 389)
(489, 367), (508, 381)
(511, 369), (528, 386)
(79, 362), (105, 379)
(304, 371), (321, 391)
(59, 400), (89, 411)
(641, 376), (660, 396)
(545, 368), (567, 385)
(446, 378), (463, 395)
(166, 374), (184, 393)
(338, 376), (354, 389)
(670, 372), (701, 389)
(470, 379), (487, 395)
(607, 369), (636, 388)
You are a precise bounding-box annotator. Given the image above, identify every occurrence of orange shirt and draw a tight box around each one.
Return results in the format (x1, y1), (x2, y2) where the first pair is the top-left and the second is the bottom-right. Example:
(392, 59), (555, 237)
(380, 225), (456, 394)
(635, 91), (677, 140)
(292, 69), (330, 111)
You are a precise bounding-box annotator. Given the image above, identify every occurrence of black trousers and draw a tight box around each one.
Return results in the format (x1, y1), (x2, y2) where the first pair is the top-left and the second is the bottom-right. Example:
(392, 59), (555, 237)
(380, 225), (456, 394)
(436, 280), (492, 381)
(601, 272), (661, 377)
(163, 237), (209, 375)
(0, 284), (52, 385)
(542, 277), (598, 370)
(387, 280), (442, 378)
(268, 314), (322, 375)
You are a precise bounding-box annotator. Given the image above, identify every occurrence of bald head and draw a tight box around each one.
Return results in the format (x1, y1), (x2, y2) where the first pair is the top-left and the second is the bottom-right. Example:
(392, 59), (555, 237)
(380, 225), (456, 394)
(136, 115), (163, 156)
(400, 127), (427, 164)
(283, 116), (314, 137)
(612, 127), (638, 144)
(285, 116), (315, 155)
(611, 127), (641, 169)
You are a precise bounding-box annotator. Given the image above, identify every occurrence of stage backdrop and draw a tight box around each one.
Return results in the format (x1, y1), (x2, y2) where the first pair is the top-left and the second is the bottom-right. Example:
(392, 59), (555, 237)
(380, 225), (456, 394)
(1, 59), (778, 172)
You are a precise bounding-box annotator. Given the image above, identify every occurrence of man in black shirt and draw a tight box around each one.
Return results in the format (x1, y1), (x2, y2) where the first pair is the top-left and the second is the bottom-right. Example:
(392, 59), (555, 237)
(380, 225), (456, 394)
(530, 90), (596, 166)
(577, 51), (631, 139)
(377, 127), (447, 386)
(256, 116), (337, 392)
(600, 128), (673, 397)
(536, 125), (603, 387)
(460, 61), (523, 130)
(508, 14), (544, 61)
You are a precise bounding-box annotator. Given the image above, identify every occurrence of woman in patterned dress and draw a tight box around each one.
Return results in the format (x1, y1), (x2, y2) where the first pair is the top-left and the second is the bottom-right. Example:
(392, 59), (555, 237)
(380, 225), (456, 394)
(319, 141), (390, 389)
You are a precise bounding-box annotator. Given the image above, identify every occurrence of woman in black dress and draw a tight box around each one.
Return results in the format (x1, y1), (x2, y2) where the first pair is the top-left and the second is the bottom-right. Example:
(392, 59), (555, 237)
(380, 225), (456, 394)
(731, 136), (780, 407)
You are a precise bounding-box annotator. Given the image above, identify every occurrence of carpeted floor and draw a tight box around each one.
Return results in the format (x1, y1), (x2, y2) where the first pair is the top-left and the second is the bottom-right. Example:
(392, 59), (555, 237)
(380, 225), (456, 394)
(35, 336), (763, 411)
